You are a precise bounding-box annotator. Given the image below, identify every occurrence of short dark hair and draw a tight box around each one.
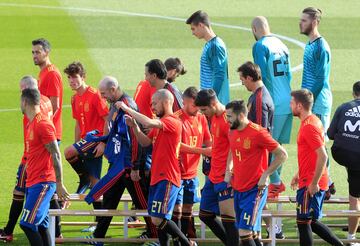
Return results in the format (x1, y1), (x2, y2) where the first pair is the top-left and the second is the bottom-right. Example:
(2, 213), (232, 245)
(183, 86), (198, 100)
(226, 100), (248, 116)
(164, 57), (187, 76)
(186, 10), (210, 27)
(291, 89), (313, 111)
(237, 61), (262, 81)
(145, 59), (167, 80)
(195, 89), (217, 107)
(353, 81), (360, 97)
(64, 61), (86, 77)
(302, 7), (322, 23)
(21, 88), (40, 106)
(32, 38), (51, 52)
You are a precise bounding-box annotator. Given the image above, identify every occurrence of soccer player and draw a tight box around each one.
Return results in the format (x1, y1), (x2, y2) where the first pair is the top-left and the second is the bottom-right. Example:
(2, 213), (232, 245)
(225, 100), (287, 246)
(117, 89), (197, 246)
(195, 89), (238, 246)
(82, 76), (155, 244)
(186, 10), (230, 105)
(19, 88), (69, 246)
(252, 16), (292, 197)
(299, 7), (335, 197)
(32, 38), (64, 234)
(145, 59), (183, 112)
(290, 89), (343, 246)
(328, 81), (360, 244)
(0, 76), (52, 242)
(238, 62), (274, 132)
(63, 62), (108, 193)
(32, 38), (63, 142)
(172, 87), (212, 240)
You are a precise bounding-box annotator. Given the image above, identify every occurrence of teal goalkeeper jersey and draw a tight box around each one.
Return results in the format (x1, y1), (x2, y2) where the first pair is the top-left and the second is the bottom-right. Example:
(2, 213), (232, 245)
(302, 37), (332, 115)
(252, 35), (292, 115)
(200, 36), (229, 104)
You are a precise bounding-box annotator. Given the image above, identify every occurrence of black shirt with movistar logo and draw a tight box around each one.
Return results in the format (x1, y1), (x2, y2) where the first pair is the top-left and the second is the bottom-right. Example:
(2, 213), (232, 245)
(328, 99), (360, 153)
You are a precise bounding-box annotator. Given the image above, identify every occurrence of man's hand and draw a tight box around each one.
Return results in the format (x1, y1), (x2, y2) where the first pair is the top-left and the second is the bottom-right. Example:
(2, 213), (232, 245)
(124, 115), (138, 128)
(93, 142), (105, 158)
(115, 101), (130, 112)
(130, 169), (141, 182)
(308, 183), (319, 197)
(291, 175), (299, 191)
(56, 182), (70, 201)
(257, 173), (269, 190)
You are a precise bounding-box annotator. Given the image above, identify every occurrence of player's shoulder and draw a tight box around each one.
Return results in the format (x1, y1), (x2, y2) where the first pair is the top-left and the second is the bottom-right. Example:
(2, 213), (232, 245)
(248, 121), (263, 132)
(173, 109), (183, 118)
(302, 115), (322, 131)
(45, 64), (61, 75)
(87, 86), (98, 94)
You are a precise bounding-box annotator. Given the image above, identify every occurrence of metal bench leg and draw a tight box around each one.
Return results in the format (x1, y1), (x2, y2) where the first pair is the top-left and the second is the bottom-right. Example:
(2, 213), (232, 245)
(276, 203), (283, 233)
(49, 215), (56, 246)
(271, 217), (276, 246)
(123, 201), (129, 239)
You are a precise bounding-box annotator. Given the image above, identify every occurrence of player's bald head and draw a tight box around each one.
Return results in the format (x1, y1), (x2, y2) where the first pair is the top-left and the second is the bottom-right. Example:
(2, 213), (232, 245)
(153, 89), (174, 104)
(20, 75), (38, 91)
(252, 16), (270, 39)
(99, 76), (120, 90)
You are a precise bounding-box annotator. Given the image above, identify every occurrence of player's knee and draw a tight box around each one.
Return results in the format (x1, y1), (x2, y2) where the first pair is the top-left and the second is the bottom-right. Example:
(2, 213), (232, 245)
(199, 209), (215, 223)
(64, 146), (77, 160)
(239, 229), (252, 237)
(220, 214), (236, 223)
(296, 218), (311, 225)
(12, 190), (25, 201)
(182, 203), (193, 213)
(151, 216), (163, 226)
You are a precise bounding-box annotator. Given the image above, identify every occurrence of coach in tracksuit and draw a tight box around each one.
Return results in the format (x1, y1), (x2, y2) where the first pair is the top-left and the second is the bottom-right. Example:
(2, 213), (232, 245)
(328, 81), (360, 243)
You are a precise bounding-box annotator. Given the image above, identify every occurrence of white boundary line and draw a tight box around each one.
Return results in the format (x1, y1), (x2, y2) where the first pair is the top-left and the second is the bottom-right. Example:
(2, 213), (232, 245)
(0, 2), (306, 110)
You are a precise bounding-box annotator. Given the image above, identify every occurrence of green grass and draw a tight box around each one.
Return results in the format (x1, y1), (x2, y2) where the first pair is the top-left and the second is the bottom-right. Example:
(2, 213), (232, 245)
(0, 0), (359, 245)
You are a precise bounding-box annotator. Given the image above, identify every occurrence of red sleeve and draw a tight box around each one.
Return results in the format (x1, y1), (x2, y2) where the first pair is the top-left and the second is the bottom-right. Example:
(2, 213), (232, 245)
(161, 117), (179, 133)
(257, 128), (279, 152)
(71, 96), (77, 120)
(39, 121), (57, 145)
(303, 124), (324, 150)
(42, 71), (62, 97)
(201, 115), (212, 143)
(95, 92), (109, 117)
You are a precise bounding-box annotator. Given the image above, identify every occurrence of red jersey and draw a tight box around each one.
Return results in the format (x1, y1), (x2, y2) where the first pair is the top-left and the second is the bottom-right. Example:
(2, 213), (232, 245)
(229, 122), (279, 192)
(147, 115), (182, 187)
(297, 114), (328, 190)
(208, 111), (230, 184)
(175, 109), (212, 179)
(21, 95), (53, 164)
(38, 64), (63, 140)
(25, 113), (57, 187)
(134, 80), (156, 118)
(72, 86), (109, 139)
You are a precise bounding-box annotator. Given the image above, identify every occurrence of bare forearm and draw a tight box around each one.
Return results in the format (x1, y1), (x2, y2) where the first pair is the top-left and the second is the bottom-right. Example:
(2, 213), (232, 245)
(133, 125), (152, 147)
(75, 122), (81, 142)
(311, 153), (327, 186)
(45, 141), (64, 183)
(265, 146), (288, 176)
(180, 143), (211, 156)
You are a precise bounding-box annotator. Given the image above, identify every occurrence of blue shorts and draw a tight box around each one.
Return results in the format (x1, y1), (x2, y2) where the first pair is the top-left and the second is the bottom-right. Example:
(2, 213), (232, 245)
(272, 114), (293, 144)
(200, 179), (233, 215)
(148, 180), (180, 220)
(20, 182), (56, 231)
(15, 163), (27, 193)
(234, 186), (267, 231)
(175, 177), (201, 205)
(296, 187), (325, 220)
(73, 139), (102, 179)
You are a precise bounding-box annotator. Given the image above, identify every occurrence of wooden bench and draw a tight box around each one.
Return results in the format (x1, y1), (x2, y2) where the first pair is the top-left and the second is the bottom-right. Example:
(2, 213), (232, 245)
(49, 209), (360, 246)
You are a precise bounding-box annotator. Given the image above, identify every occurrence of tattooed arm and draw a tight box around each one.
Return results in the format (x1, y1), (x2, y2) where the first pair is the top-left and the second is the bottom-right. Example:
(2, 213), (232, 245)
(45, 140), (70, 200)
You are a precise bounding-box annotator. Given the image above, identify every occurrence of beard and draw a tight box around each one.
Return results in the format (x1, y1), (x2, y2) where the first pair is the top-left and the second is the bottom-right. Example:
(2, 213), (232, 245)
(230, 119), (240, 130)
(155, 109), (164, 118)
(292, 110), (299, 117)
(300, 25), (312, 35)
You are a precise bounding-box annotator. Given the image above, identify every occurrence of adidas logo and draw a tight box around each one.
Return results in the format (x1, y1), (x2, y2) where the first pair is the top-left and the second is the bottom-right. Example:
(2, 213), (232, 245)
(345, 106), (360, 118)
